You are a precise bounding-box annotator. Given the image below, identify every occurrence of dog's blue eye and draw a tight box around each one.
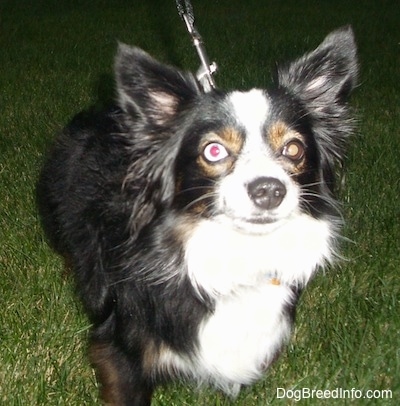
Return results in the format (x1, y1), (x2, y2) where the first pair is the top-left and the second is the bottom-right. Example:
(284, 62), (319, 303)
(203, 143), (229, 162)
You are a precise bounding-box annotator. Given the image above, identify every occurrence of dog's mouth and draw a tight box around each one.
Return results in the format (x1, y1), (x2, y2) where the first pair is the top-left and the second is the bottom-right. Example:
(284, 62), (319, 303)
(235, 217), (285, 234)
(216, 212), (286, 235)
(245, 215), (278, 225)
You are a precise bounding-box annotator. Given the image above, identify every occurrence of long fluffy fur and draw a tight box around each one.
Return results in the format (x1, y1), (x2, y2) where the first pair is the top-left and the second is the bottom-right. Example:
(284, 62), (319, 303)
(37, 26), (358, 405)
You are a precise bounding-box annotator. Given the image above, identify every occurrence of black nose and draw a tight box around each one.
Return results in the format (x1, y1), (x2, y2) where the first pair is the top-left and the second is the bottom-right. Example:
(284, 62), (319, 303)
(247, 177), (287, 210)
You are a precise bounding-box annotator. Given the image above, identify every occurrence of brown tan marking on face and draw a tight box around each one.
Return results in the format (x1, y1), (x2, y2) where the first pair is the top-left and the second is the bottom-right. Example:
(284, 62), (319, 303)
(186, 199), (209, 215)
(173, 214), (201, 242)
(218, 127), (244, 155)
(268, 121), (288, 152)
(268, 121), (307, 173)
(197, 127), (243, 178)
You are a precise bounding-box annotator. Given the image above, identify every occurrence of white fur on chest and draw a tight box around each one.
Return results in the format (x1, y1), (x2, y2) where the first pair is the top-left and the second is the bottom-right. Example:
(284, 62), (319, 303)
(177, 215), (333, 393)
(185, 214), (333, 298)
(195, 282), (293, 394)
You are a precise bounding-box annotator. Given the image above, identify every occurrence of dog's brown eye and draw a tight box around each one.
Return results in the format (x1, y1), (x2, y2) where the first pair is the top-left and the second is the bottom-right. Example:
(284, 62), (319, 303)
(203, 142), (229, 162)
(282, 140), (305, 162)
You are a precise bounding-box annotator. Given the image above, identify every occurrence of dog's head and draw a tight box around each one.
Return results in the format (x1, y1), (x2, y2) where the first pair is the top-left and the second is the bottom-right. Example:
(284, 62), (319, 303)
(116, 26), (358, 237)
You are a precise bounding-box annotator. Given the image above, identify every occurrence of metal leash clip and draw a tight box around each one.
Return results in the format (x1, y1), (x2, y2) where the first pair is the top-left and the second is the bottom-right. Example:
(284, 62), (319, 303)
(176, 0), (217, 92)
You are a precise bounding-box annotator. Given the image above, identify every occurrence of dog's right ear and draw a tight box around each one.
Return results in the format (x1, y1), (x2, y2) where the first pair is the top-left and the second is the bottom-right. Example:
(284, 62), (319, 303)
(115, 44), (200, 127)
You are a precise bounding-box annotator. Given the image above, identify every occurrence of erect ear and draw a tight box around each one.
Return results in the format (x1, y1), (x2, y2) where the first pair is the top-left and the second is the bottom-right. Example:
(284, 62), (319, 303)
(115, 44), (201, 126)
(277, 26), (358, 108)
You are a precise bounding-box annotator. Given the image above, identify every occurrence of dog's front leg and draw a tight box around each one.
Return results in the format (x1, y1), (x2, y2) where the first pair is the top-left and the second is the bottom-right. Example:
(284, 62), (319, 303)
(90, 340), (154, 406)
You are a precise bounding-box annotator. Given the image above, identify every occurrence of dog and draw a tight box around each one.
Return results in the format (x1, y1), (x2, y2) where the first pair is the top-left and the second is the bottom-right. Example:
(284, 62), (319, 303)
(37, 26), (358, 405)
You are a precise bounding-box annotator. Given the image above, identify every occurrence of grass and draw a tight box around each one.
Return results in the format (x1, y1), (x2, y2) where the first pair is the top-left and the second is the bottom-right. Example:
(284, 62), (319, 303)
(1, 0), (399, 404)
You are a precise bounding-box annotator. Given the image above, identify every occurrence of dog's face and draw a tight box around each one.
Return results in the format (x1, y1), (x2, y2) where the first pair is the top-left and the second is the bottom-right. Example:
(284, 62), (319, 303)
(115, 26), (357, 237)
(174, 88), (321, 235)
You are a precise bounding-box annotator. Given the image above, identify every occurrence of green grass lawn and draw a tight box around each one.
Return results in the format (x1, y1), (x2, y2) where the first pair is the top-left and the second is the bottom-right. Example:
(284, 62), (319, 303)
(1, 0), (399, 404)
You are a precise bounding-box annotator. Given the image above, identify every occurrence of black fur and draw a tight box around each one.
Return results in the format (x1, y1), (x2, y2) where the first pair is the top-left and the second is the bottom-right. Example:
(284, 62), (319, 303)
(37, 26), (358, 405)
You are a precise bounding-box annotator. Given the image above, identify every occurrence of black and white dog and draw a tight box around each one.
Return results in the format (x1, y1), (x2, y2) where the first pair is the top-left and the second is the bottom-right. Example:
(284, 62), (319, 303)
(37, 26), (358, 405)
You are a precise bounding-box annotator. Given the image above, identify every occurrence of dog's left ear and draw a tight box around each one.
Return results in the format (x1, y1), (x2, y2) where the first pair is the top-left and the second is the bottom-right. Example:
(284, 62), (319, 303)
(278, 26), (358, 108)
(278, 26), (358, 181)
(115, 44), (200, 127)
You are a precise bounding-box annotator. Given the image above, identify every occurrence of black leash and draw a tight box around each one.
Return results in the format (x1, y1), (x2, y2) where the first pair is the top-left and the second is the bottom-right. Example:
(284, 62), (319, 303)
(175, 0), (217, 92)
